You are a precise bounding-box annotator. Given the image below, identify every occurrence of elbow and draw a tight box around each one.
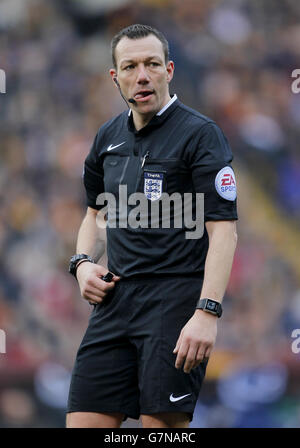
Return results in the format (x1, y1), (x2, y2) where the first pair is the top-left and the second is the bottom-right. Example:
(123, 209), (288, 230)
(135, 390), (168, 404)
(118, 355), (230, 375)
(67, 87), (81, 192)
(86, 206), (99, 217)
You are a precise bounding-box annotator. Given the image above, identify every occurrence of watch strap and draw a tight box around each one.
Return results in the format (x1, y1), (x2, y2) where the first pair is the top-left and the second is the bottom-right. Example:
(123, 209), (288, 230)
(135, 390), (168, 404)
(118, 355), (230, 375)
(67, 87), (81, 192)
(69, 254), (95, 278)
(196, 298), (223, 318)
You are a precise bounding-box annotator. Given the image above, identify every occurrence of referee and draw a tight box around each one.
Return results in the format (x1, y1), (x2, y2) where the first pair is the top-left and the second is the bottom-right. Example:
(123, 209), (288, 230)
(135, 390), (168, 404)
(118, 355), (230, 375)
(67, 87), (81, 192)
(66, 24), (238, 428)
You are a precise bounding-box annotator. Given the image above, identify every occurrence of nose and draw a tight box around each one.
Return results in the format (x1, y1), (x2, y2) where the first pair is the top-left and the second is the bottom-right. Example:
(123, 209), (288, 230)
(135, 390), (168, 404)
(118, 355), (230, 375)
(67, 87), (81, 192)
(136, 64), (150, 84)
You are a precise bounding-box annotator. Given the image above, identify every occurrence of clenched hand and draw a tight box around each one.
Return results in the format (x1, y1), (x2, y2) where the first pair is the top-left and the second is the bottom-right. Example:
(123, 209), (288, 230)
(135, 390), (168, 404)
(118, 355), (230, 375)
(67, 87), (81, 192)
(76, 262), (120, 305)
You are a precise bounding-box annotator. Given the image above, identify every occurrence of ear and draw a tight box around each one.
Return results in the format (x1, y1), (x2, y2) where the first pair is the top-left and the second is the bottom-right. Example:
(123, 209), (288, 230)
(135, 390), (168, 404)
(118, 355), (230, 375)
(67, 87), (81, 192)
(109, 69), (118, 87)
(166, 61), (174, 84)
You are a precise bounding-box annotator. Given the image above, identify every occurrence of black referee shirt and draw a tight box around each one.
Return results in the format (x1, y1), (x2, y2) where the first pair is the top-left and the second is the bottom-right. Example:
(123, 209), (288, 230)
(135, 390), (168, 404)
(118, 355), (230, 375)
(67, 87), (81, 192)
(83, 95), (238, 278)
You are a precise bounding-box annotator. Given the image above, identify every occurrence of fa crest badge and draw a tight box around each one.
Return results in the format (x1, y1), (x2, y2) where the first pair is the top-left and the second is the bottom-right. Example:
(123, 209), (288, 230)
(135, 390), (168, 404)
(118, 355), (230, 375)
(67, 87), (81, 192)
(144, 171), (163, 201)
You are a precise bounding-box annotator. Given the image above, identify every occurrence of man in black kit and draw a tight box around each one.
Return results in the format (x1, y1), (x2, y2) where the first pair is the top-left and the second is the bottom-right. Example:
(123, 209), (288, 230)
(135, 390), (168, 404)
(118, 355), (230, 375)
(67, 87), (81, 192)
(66, 24), (238, 428)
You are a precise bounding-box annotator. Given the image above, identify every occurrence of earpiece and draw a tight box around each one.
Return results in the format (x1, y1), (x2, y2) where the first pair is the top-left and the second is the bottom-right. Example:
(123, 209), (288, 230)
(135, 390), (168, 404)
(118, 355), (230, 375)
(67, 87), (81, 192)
(113, 76), (137, 106)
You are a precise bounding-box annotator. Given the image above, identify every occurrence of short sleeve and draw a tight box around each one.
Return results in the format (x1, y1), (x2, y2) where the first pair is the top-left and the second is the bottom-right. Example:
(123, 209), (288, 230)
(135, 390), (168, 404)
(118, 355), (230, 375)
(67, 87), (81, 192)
(189, 122), (238, 221)
(83, 131), (105, 210)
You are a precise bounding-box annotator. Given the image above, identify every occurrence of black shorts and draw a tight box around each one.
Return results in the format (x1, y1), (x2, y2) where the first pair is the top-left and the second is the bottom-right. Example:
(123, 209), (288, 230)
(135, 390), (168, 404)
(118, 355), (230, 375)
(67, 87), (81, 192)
(67, 274), (208, 422)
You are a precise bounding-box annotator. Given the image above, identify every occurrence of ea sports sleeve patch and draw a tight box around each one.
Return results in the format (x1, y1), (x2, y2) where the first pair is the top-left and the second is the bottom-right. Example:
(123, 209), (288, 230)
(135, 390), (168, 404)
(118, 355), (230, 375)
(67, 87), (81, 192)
(215, 166), (237, 201)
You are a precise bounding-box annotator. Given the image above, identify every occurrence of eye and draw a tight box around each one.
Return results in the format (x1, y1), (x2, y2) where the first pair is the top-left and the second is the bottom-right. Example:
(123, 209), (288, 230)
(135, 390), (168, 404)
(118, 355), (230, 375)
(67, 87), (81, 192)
(150, 62), (160, 67)
(124, 64), (134, 70)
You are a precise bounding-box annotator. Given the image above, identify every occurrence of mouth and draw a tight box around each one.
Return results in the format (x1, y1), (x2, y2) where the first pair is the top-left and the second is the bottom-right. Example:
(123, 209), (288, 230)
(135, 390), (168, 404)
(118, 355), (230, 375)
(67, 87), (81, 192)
(134, 90), (154, 102)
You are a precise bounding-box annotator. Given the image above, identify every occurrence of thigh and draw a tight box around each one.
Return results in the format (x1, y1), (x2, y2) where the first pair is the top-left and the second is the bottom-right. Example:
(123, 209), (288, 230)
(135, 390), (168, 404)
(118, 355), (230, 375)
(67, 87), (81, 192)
(130, 276), (208, 422)
(67, 286), (140, 420)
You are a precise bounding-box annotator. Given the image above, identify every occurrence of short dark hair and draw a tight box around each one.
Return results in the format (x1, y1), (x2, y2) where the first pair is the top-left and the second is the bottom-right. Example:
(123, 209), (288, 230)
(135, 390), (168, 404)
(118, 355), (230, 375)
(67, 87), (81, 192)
(111, 24), (169, 69)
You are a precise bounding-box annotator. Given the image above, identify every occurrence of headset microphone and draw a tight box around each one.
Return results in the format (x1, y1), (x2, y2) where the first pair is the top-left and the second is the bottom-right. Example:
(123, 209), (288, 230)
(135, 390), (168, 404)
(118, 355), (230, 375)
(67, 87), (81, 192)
(113, 77), (136, 106)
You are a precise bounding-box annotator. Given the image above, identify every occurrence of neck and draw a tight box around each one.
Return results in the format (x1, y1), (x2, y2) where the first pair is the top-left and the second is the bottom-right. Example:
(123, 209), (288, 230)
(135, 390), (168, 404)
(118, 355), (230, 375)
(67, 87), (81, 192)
(132, 111), (155, 131)
(132, 93), (172, 131)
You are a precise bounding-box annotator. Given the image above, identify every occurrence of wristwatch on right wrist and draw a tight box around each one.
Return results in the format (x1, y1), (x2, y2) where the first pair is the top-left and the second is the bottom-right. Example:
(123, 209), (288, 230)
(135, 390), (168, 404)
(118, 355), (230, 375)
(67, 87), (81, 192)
(68, 254), (95, 278)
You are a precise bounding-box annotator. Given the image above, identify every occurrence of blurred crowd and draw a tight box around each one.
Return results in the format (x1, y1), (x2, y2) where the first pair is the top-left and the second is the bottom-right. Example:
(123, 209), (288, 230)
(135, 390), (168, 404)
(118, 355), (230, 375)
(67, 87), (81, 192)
(0, 0), (299, 428)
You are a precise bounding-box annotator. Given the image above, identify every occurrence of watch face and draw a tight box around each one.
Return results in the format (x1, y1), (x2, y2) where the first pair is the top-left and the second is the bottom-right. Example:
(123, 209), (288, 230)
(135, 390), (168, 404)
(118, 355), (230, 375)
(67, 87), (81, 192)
(206, 300), (217, 311)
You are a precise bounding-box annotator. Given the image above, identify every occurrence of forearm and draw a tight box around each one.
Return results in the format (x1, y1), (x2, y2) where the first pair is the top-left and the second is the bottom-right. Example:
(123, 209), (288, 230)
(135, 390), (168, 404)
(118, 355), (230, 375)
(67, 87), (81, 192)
(76, 207), (106, 262)
(199, 221), (238, 303)
(74, 208), (119, 303)
(175, 221), (237, 372)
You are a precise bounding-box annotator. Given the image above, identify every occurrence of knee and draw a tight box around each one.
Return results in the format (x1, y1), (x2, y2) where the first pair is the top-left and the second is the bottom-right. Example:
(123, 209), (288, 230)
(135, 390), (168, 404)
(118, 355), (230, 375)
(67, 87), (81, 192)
(65, 413), (73, 428)
(141, 412), (190, 428)
(65, 411), (124, 428)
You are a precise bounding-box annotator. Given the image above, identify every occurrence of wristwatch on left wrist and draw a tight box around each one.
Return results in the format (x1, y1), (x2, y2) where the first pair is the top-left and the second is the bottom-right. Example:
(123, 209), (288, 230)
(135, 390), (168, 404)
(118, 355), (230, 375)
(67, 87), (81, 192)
(196, 298), (223, 318)
(69, 254), (95, 278)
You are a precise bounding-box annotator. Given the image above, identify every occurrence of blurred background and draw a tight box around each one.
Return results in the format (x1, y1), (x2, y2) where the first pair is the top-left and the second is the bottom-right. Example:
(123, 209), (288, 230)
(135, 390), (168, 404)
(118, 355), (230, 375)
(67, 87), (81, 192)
(0, 0), (300, 428)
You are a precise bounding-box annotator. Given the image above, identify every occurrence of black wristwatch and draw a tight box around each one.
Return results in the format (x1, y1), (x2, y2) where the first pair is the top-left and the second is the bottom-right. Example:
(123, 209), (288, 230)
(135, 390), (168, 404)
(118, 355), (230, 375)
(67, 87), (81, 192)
(196, 298), (223, 318)
(68, 254), (95, 278)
